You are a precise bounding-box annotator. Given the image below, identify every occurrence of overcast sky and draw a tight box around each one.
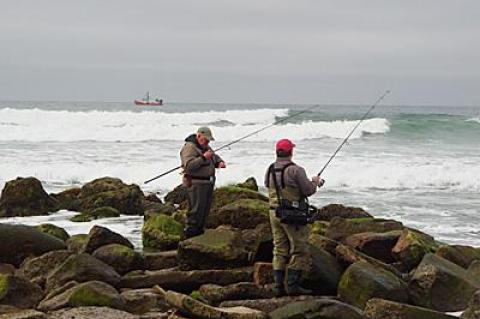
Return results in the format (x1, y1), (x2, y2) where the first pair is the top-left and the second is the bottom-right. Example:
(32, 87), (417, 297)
(0, 1), (479, 105)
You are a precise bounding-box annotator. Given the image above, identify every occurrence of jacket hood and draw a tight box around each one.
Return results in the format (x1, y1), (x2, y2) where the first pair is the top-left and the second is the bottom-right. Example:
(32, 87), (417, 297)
(185, 134), (197, 143)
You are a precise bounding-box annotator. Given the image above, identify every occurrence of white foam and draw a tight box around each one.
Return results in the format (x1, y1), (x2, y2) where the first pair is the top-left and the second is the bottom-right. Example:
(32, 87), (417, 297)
(467, 117), (480, 123)
(0, 108), (389, 142)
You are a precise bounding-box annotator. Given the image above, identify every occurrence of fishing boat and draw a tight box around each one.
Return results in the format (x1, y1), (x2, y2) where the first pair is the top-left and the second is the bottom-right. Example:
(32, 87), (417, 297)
(134, 92), (163, 106)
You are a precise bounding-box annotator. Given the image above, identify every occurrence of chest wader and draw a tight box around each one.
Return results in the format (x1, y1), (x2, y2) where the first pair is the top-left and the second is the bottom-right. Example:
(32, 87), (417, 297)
(268, 163), (313, 296)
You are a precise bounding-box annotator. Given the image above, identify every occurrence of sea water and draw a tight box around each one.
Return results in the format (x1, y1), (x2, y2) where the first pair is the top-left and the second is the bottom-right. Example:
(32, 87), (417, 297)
(0, 100), (479, 248)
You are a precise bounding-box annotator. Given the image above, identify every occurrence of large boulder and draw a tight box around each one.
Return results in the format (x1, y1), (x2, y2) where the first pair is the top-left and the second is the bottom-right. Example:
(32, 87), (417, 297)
(0, 274), (43, 309)
(50, 187), (81, 211)
(66, 234), (88, 253)
(142, 214), (184, 250)
(240, 223), (273, 263)
(83, 225), (134, 254)
(162, 289), (267, 319)
(469, 261), (480, 278)
(436, 245), (480, 269)
(143, 250), (178, 270)
(198, 282), (273, 305)
(38, 281), (124, 311)
(314, 204), (372, 221)
(303, 245), (343, 295)
(178, 227), (249, 270)
(408, 253), (480, 312)
(344, 230), (402, 264)
(70, 177), (145, 215)
(338, 261), (408, 309)
(69, 206), (120, 222)
(120, 268), (253, 292)
(164, 184), (189, 208)
(17, 250), (72, 287)
(392, 229), (439, 270)
(207, 199), (269, 229)
(235, 177), (259, 192)
(45, 253), (121, 291)
(462, 290), (480, 319)
(309, 233), (339, 255)
(0, 224), (66, 267)
(325, 217), (403, 242)
(35, 224), (70, 242)
(0, 177), (58, 217)
(92, 244), (144, 275)
(211, 185), (268, 213)
(269, 299), (363, 319)
(364, 298), (458, 319)
(120, 288), (167, 314)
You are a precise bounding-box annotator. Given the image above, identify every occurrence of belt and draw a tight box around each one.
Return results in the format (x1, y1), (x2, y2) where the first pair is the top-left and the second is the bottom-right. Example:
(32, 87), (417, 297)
(190, 176), (215, 182)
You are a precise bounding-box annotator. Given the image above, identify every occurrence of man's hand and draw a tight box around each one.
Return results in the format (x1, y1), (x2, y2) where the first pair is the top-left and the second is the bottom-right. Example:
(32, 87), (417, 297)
(312, 175), (325, 187)
(203, 150), (214, 160)
(218, 161), (226, 168)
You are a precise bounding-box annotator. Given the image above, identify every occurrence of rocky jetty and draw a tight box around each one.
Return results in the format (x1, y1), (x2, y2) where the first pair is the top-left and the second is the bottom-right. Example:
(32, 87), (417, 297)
(0, 175), (478, 318)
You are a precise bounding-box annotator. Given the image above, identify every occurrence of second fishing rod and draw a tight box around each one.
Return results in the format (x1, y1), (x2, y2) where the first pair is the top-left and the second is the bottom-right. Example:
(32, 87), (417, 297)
(144, 104), (321, 184)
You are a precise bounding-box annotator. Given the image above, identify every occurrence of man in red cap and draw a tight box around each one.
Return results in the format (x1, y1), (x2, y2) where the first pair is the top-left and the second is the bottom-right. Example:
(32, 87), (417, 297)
(265, 138), (324, 296)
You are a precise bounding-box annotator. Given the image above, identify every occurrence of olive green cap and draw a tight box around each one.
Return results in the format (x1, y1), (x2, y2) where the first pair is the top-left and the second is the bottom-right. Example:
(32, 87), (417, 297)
(197, 126), (215, 141)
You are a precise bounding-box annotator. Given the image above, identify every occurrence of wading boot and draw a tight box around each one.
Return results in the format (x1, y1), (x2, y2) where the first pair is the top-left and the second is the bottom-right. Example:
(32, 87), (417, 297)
(273, 270), (286, 297)
(286, 269), (312, 296)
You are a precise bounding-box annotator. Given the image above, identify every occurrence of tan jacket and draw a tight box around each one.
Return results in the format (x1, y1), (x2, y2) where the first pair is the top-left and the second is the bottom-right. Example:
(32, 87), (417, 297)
(180, 134), (223, 184)
(264, 158), (317, 198)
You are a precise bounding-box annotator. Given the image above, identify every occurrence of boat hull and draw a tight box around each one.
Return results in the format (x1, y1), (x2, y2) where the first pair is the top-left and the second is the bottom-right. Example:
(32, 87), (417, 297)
(134, 100), (163, 106)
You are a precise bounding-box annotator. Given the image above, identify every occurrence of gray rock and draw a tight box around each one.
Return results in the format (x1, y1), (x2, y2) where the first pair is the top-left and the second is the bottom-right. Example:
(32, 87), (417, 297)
(0, 274), (43, 309)
(364, 298), (458, 319)
(47, 307), (138, 319)
(83, 225), (134, 253)
(269, 298), (363, 319)
(17, 250), (72, 287)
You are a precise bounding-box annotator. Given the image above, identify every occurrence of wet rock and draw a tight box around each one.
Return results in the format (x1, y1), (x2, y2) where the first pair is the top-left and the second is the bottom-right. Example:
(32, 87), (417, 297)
(35, 224), (69, 241)
(469, 261), (480, 278)
(392, 228), (440, 270)
(436, 245), (480, 269)
(310, 221), (329, 236)
(408, 253), (480, 312)
(253, 262), (273, 285)
(344, 230), (402, 264)
(144, 193), (162, 204)
(164, 184), (189, 208)
(211, 186), (268, 213)
(0, 274), (43, 309)
(50, 187), (81, 211)
(70, 206), (120, 222)
(0, 177), (58, 217)
(121, 288), (168, 314)
(120, 268), (253, 292)
(38, 280), (124, 311)
(198, 282), (273, 305)
(161, 288), (267, 319)
(304, 245), (343, 295)
(143, 250), (178, 271)
(235, 177), (259, 192)
(45, 253), (121, 291)
(0, 224), (66, 267)
(207, 199), (269, 229)
(335, 244), (403, 279)
(83, 225), (134, 253)
(325, 217), (403, 242)
(142, 214), (183, 250)
(17, 250), (72, 287)
(70, 177), (145, 215)
(314, 204), (372, 221)
(309, 233), (339, 255)
(66, 234), (88, 253)
(0, 309), (47, 319)
(92, 244), (145, 275)
(462, 290), (480, 319)
(178, 227), (249, 270)
(144, 202), (176, 219)
(338, 261), (408, 309)
(269, 298), (363, 319)
(241, 223), (273, 263)
(47, 306), (138, 319)
(364, 298), (458, 319)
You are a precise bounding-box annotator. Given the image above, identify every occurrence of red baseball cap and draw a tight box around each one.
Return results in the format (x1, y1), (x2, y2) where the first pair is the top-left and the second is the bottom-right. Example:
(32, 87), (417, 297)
(276, 138), (295, 152)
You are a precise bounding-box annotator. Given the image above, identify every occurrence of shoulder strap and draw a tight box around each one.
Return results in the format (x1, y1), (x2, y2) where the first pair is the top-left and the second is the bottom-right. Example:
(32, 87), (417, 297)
(269, 162), (296, 203)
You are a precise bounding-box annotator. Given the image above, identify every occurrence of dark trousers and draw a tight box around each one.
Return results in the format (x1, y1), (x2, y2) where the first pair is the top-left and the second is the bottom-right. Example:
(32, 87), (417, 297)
(185, 183), (214, 238)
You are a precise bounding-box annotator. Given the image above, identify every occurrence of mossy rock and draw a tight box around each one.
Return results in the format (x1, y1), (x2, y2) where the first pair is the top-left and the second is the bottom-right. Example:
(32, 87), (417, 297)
(311, 221), (329, 236)
(392, 228), (439, 270)
(92, 244), (144, 275)
(344, 230), (402, 264)
(83, 225), (133, 254)
(0, 274), (43, 309)
(0, 177), (58, 217)
(435, 245), (480, 269)
(69, 206), (120, 223)
(36, 224), (70, 241)
(211, 186), (268, 212)
(70, 177), (145, 215)
(269, 299), (363, 319)
(325, 217), (403, 242)
(207, 199), (269, 229)
(178, 227), (249, 270)
(235, 177), (259, 192)
(164, 184), (189, 207)
(315, 204), (372, 221)
(50, 187), (81, 211)
(142, 214), (184, 250)
(66, 234), (88, 253)
(461, 290), (480, 319)
(303, 245), (343, 295)
(144, 202), (176, 220)
(364, 298), (459, 319)
(338, 261), (408, 309)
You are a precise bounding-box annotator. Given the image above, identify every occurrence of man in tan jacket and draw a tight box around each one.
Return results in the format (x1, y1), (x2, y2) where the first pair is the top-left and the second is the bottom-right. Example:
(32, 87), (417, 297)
(265, 138), (324, 296)
(180, 127), (226, 238)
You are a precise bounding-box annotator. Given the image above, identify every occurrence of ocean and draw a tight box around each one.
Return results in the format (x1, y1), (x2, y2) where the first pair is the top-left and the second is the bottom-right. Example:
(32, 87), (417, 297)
(1, 100), (479, 249)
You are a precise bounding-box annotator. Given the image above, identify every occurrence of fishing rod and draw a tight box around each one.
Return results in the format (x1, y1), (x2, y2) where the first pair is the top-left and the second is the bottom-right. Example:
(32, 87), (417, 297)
(144, 103), (322, 184)
(317, 90), (391, 177)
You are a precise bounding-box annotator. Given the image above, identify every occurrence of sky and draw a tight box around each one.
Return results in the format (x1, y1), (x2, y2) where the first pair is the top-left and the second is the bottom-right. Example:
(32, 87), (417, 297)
(0, 0), (479, 105)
